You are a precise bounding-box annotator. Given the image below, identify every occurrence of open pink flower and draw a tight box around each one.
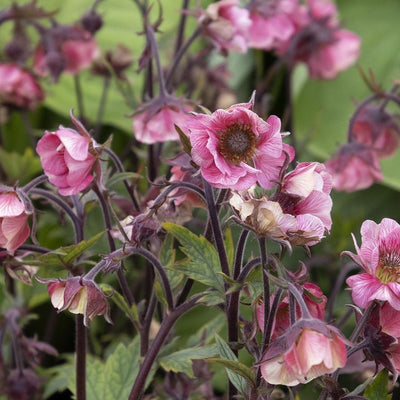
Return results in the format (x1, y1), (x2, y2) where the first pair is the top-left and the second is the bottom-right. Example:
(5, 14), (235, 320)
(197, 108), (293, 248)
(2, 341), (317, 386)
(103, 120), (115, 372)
(0, 63), (44, 109)
(198, 0), (251, 53)
(36, 127), (98, 196)
(0, 190), (30, 253)
(352, 105), (399, 159)
(260, 319), (347, 386)
(325, 142), (383, 192)
(247, 0), (298, 50)
(189, 100), (293, 190)
(346, 218), (400, 310)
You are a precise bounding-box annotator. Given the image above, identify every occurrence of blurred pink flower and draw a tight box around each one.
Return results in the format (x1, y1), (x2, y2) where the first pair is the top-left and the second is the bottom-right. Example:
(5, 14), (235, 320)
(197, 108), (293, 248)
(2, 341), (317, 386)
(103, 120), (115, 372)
(277, 0), (360, 79)
(0, 191), (30, 253)
(352, 105), (399, 159)
(198, 0), (251, 53)
(325, 142), (383, 192)
(36, 127), (98, 196)
(0, 63), (44, 109)
(256, 282), (327, 340)
(247, 0), (298, 50)
(346, 218), (400, 310)
(133, 106), (191, 144)
(189, 100), (293, 190)
(45, 276), (111, 326)
(260, 321), (347, 386)
(380, 302), (400, 372)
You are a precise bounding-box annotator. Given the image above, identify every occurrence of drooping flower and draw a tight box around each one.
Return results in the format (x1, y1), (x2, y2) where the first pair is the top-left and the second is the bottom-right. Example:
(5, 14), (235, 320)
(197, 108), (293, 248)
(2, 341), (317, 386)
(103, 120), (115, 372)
(43, 276), (111, 326)
(0, 63), (44, 109)
(247, 0), (298, 50)
(189, 99), (294, 191)
(0, 190), (31, 253)
(36, 120), (100, 196)
(259, 318), (347, 386)
(352, 105), (399, 159)
(198, 0), (252, 54)
(346, 218), (400, 310)
(277, 0), (361, 80)
(256, 282), (327, 340)
(325, 142), (383, 192)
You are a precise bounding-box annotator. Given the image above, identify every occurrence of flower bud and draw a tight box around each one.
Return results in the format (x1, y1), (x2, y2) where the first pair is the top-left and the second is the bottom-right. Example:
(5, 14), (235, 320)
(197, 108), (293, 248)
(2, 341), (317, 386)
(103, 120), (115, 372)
(81, 10), (103, 34)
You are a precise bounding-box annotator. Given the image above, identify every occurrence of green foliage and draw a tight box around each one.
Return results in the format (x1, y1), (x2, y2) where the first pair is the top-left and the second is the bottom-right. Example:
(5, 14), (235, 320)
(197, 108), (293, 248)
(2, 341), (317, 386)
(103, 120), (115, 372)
(162, 222), (225, 294)
(363, 370), (391, 400)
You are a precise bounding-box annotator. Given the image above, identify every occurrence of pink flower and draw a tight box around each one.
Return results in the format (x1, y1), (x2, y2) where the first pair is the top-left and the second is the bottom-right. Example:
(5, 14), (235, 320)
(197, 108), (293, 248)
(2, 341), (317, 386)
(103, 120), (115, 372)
(133, 106), (191, 144)
(0, 190), (30, 253)
(325, 142), (383, 192)
(0, 63), (44, 109)
(247, 0), (298, 50)
(44, 276), (111, 326)
(277, 0), (361, 79)
(380, 302), (400, 373)
(256, 283), (327, 340)
(33, 28), (99, 77)
(352, 105), (399, 159)
(346, 218), (400, 310)
(36, 126), (98, 196)
(260, 320), (347, 386)
(198, 0), (251, 53)
(189, 100), (294, 191)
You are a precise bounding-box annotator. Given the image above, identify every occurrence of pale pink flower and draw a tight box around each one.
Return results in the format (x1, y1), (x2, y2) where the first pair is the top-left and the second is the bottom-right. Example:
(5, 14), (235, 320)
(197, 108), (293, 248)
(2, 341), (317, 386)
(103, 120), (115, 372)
(325, 142), (383, 192)
(346, 218), (400, 310)
(0, 63), (44, 109)
(189, 101), (294, 191)
(133, 106), (191, 144)
(44, 276), (111, 326)
(260, 321), (347, 386)
(33, 28), (99, 77)
(36, 127), (98, 196)
(198, 0), (251, 53)
(0, 191), (30, 253)
(256, 282), (327, 340)
(247, 0), (298, 50)
(352, 105), (399, 159)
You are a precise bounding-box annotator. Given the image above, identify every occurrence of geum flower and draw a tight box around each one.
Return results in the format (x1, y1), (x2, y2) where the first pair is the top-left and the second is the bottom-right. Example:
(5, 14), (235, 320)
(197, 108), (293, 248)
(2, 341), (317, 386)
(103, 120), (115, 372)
(0, 189), (31, 253)
(259, 317), (347, 386)
(189, 98), (294, 191)
(346, 218), (400, 310)
(40, 276), (112, 326)
(36, 111), (100, 196)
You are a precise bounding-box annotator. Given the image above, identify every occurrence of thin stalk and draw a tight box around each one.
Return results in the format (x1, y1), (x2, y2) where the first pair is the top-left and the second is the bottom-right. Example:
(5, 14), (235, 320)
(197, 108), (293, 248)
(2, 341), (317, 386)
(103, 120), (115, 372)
(349, 302), (375, 343)
(173, 0), (190, 56)
(20, 110), (36, 148)
(75, 314), (87, 400)
(140, 292), (157, 356)
(74, 75), (85, 120)
(259, 238), (270, 352)
(94, 76), (110, 136)
(237, 257), (262, 283)
(287, 282), (312, 319)
(128, 296), (201, 400)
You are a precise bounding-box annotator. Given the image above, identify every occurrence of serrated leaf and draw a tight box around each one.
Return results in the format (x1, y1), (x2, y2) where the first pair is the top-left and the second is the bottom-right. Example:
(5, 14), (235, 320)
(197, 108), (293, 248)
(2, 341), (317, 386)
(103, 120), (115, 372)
(106, 172), (142, 188)
(159, 345), (218, 378)
(186, 313), (226, 348)
(363, 369), (390, 400)
(160, 233), (182, 290)
(198, 290), (225, 306)
(162, 222), (224, 293)
(214, 334), (252, 395)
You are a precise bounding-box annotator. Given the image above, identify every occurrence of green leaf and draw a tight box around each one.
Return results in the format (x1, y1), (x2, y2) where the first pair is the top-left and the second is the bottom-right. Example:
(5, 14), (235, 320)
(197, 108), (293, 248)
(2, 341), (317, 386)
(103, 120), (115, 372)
(224, 227), (234, 271)
(363, 370), (391, 400)
(175, 124), (192, 155)
(106, 172), (142, 188)
(198, 290), (225, 306)
(160, 233), (182, 290)
(159, 345), (218, 378)
(186, 313), (226, 348)
(0, 148), (42, 185)
(162, 222), (225, 293)
(214, 334), (254, 394)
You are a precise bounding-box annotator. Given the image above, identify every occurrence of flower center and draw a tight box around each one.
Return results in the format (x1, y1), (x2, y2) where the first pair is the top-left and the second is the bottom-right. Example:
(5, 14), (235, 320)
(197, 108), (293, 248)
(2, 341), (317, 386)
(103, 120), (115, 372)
(376, 253), (400, 284)
(218, 123), (257, 164)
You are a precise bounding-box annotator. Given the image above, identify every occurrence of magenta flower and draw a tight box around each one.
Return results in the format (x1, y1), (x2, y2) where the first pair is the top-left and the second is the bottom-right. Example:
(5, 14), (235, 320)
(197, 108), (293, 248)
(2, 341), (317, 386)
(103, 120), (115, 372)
(247, 0), (297, 50)
(188, 100), (293, 190)
(0, 190), (30, 253)
(0, 63), (44, 109)
(325, 142), (383, 192)
(44, 276), (111, 326)
(260, 319), (347, 386)
(133, 106), (191, 144)
(352, 105), (399, 159)
(36, 126), (98, 196)
(346, 218), (400, 310)
(198, 0), (251, 54)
